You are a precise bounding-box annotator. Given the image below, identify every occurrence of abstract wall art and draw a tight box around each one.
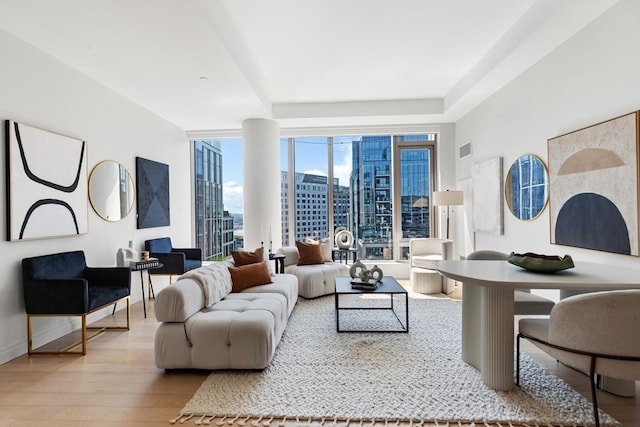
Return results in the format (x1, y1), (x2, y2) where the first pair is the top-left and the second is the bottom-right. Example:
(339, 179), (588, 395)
(5, 120), (88, 241)
(136, 157), (170, 229)
(548, 111), (639, 256)
(471, 156), (504, 236)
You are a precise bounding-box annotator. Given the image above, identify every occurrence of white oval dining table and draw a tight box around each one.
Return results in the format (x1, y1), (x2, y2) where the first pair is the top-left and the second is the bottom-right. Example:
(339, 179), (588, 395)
(435, 259), (640, 391)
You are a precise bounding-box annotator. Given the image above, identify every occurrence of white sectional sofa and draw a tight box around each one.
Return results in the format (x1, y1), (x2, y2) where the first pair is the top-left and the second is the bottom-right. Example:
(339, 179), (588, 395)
(154, 260), (298, 370)
(277, 245), (349, 298)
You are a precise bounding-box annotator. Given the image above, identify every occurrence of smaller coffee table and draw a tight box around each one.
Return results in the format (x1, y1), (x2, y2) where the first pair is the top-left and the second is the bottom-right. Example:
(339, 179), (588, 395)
(334, 276), (408, 333)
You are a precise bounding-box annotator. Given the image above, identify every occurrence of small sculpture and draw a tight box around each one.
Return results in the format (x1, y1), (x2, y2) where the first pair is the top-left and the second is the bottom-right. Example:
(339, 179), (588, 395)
(349, 259), (383, 282)
(335, 229), (354, 249)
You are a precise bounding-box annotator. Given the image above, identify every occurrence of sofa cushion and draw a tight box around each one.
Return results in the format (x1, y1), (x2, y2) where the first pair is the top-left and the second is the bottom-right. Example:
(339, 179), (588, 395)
(240, 273), (299, 316)
(229, 261), (273, 292)
(285, 262), (349, 299)
(232, 247), (264, 266)
(296, 241), (323, 265)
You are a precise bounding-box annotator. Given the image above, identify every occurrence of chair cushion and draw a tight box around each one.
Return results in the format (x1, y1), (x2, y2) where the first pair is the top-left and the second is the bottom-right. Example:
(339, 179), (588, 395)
(146, 237), (173, 253)
(412, 254), (442, 269)
(514, 290), (555, 315)
(184, 259), (202, 272)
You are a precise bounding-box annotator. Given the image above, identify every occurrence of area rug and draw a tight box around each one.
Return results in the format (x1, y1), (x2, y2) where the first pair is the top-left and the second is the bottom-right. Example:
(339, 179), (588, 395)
(173, 291), (618, 426)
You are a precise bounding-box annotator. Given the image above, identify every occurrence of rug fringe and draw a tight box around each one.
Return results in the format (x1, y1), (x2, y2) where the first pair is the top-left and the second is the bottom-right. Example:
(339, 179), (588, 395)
(168, 415), (599, 427)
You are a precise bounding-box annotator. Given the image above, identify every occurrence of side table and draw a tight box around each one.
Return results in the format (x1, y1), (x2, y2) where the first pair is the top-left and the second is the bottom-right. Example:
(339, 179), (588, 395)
(269, 253), (286, 274)
(332, 247), (358, 264)
(129, 258), (163, 318)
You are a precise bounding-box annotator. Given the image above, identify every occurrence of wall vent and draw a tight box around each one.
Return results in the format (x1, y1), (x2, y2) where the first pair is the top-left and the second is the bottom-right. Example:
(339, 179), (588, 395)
(459, 141), (472, 158)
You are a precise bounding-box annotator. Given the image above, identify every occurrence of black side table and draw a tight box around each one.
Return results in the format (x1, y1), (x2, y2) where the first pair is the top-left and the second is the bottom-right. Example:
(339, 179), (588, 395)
(129, 258), (163, 318)
(269, 253), (286, 274)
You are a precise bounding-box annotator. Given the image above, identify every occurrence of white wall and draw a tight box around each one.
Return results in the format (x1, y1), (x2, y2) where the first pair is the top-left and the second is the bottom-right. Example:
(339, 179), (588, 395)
(455, 0), (640, 275)
(0, 30), (192, 364)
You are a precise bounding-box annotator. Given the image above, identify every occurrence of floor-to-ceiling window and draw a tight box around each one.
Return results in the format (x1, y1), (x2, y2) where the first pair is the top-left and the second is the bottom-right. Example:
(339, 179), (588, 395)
(194, 132), (436, 261)
(281, 133), (436, 260)
(394, 134), (436, 259)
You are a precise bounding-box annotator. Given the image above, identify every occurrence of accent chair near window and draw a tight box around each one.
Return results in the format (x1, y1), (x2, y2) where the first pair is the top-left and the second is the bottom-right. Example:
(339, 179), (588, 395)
(144, 237), (202, 282)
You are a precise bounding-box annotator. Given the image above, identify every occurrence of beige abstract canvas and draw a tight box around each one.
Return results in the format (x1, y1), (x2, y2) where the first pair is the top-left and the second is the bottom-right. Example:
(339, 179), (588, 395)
(548, 111), (639, 256)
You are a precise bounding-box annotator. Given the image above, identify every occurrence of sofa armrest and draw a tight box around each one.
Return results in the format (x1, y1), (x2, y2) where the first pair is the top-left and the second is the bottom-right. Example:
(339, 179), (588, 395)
(154, 278), (205, 322)
(277, 246), (299, 266)
(23, 278), (89, 314)
(172, 248), (202, 261)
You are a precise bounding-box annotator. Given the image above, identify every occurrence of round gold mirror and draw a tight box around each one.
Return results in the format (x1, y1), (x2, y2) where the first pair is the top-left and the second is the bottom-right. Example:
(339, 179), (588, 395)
(505, 154), (549, 220)
(89, 161), (135, 221)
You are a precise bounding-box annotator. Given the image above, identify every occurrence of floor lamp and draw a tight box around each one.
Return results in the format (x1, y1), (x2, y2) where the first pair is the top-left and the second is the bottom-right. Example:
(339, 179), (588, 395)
(432, 190), (464, 239)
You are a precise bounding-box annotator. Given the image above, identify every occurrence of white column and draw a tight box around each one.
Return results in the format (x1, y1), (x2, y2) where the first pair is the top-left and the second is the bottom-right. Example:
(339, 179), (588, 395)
(242, 118), (282, 254)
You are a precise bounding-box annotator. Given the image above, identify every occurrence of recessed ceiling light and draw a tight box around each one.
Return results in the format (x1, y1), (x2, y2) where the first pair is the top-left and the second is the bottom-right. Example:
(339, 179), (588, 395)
(199, 76), (208, 80)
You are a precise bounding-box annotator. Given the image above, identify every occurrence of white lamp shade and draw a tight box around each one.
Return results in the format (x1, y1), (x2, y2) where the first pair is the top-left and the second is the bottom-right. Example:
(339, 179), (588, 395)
(432, 190), (464, 206)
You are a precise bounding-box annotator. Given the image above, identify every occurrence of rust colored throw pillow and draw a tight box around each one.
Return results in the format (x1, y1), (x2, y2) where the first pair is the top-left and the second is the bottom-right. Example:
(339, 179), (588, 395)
(232, 247), (264, 266)
(296, 240), (324, 266)
(228, 261), (272, 292)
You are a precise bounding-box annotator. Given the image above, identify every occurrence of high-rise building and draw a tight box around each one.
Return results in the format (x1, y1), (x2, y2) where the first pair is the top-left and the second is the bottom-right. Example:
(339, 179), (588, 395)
(194, 140), (236, 260)
(333, 177), (350, 230)
(281, 171), (329, 243)
(351, 136), (393, 259)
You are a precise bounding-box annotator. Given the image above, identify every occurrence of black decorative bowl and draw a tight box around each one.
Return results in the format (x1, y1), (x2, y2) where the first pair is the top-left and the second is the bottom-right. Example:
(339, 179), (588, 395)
(507, 252), (575, 273)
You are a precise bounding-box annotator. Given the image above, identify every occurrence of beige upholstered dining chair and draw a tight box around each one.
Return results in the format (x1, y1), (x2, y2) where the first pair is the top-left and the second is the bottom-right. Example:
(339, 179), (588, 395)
(466, 250), (555, 315)
(517, 290), (640, 427)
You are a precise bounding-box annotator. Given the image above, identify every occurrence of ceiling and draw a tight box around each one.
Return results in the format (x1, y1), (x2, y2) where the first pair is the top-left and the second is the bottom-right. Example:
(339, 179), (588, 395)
(0, 0), (618, 135)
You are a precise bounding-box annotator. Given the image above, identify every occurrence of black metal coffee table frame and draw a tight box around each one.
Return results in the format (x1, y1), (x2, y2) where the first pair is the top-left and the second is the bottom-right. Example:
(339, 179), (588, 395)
(334, 276), (409, 333)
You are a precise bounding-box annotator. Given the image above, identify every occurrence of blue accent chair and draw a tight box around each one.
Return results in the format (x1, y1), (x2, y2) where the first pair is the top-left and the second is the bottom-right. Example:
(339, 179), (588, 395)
(144, 237), (202, 282)
(21, 250), (131, 355)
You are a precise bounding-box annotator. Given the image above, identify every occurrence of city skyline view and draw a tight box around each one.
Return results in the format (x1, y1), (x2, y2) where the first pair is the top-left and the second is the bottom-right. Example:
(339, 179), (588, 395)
(221, 137), (356, 214)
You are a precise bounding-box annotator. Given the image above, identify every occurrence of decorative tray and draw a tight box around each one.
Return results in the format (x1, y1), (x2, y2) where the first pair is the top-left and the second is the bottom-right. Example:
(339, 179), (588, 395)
(507, 252), (574, 273)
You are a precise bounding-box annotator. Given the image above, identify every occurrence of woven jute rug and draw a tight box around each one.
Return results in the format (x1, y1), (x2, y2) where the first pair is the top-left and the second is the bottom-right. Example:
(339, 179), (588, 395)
(172, 291), (618, 426)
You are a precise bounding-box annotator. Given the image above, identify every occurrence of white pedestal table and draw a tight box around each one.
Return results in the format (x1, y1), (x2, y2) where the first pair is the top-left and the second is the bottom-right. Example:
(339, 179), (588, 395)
(435, 260), (640, 391)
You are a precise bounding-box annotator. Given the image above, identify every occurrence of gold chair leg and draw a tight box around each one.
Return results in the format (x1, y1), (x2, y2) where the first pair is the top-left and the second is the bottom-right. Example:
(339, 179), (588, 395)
(27, 315), (33, 355)
(26, 296), (130, 355)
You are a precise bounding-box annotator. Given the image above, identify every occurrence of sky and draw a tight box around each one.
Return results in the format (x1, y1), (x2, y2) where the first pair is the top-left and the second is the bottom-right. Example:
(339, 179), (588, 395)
(221, 137), (356, 214)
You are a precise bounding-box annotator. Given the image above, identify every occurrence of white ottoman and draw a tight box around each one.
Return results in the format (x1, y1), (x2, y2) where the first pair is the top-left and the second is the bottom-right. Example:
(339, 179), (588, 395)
(410, 267), (442, 294)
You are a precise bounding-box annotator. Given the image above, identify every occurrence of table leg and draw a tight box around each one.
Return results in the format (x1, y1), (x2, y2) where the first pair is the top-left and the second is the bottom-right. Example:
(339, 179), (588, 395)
(480, 286), (514, 391)
(461, 281), (481, 369)
(404, 292), (409, 332)
(335, 293), (340, 332)
(140, 270), (147, 318)
(148, 270), (156, 300)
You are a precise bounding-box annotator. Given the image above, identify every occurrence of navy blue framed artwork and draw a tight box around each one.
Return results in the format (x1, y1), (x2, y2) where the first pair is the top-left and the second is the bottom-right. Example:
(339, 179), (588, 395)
(548, 111), (639, 256)
(5, 120), (88, 241)
(136, 157), (170, 229)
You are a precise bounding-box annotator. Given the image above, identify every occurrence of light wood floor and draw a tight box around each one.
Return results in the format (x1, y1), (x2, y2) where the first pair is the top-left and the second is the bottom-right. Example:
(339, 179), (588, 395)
(0, 285), (638, 427)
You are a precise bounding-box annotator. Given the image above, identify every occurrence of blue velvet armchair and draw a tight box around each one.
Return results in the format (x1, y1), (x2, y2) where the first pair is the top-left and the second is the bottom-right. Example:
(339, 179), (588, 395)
(144, 237), (202, 282)
(21, 250), (131, 355)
